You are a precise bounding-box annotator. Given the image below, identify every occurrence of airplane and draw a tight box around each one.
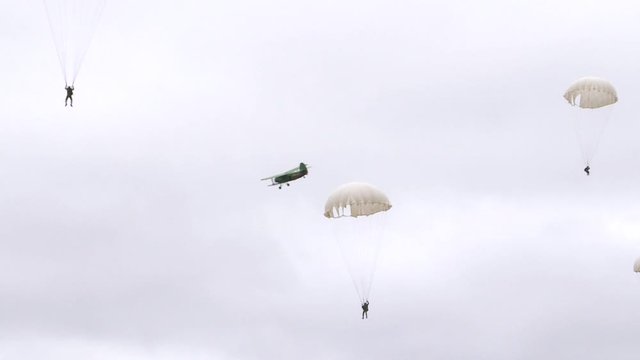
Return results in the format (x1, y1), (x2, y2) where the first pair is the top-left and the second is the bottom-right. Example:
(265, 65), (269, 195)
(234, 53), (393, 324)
(261, 162), (309, 189)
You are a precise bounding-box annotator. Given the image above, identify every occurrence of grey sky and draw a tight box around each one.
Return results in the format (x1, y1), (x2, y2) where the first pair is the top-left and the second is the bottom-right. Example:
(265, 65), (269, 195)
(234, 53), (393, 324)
(2, 0), (640, 359)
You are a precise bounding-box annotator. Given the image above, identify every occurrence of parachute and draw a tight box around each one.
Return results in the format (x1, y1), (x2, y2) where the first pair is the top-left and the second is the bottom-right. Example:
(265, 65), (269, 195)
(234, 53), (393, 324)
(325, 182), (392, 303)
(43, 0), (105, 85)
(563, 77), (618, 167)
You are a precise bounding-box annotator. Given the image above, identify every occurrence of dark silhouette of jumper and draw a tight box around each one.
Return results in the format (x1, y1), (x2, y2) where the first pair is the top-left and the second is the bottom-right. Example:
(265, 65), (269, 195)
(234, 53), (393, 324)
(361, 300), (369, 319)
(65, 85), (74, 107)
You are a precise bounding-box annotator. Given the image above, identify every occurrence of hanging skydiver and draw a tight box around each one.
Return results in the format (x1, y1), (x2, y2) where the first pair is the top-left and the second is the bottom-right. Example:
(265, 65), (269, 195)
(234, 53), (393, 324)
(361, 300), (369, 319)
(65, 84), (74, 107)
(584, 165), (590, 176)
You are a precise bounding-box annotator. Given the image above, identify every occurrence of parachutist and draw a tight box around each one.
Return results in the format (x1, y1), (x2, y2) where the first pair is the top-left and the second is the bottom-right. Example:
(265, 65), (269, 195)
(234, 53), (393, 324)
(65, 85), (74, 107)
(361, 300), (369, 319)
(325, 183), (391, 306)
(564, 78), (617, 170)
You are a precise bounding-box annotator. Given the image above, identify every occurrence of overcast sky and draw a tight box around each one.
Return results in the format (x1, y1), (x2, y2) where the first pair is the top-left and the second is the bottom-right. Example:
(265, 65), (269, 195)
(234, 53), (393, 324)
(2, 0), (640, 359)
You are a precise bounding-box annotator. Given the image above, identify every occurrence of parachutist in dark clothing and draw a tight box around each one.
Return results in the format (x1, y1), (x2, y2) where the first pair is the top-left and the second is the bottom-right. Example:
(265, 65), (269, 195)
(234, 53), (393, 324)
(361, 300), (369, 319)
(65, 85), (74, 107)
(584, 165), (590, 176)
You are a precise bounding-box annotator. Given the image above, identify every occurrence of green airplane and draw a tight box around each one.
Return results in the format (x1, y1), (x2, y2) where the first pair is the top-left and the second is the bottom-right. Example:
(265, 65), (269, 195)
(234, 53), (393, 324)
(261, 162), (309, 189)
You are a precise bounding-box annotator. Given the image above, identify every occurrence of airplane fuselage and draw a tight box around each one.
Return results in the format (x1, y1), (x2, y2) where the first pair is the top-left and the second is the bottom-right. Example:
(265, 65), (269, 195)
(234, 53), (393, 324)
(275, 168), (308, 184)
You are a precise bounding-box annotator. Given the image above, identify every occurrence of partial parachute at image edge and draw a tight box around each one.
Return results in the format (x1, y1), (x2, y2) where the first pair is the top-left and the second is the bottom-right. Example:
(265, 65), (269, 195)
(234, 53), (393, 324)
(324, 182), (391, 218)
(43, 0), (106, 86)
(563, 77), (618, 109)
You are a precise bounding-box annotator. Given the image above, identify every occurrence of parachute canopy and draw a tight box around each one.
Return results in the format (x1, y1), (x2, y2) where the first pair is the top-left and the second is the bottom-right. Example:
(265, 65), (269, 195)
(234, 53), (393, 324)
(324, 182), (392, 218)
(44, 0), (105, 85)
(563, 77), (618, 109)
(634, 257), (640, 273)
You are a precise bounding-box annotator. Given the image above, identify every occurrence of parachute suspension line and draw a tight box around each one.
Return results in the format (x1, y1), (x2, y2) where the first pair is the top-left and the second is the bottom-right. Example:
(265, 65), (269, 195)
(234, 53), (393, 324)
(70, 0), (81, 85)
(43, 0), (68, 83)
(333, 224), (366, 304)
(333, 213), (385, 304)
(70, 0), (105, 86)
(571, 115), (589, 166)
(362, 217), (384, 303)
(587, 109), (612, 165)
(363, 233), (382, 302)
(350, 275), (365, 304)
(43, 0), (105, 86)
(570, 106), (613, 166)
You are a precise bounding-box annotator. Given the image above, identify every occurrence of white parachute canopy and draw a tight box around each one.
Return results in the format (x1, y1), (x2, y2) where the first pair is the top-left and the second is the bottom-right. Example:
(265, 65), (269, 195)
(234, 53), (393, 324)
(634, 257), (640, 273)
(44, 0), (105, 85)
(325, 182), (392, 303)
(563, 77), (618, 166)
(564, 77), (618, 109)
(324, 182), (392, 218)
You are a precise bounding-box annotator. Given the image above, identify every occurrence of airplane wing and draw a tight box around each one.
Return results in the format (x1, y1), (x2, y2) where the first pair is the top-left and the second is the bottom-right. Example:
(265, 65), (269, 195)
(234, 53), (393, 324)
(261, 166), (300, 180)
(260, 172), (288, 182)
(281, 166), (301, 175)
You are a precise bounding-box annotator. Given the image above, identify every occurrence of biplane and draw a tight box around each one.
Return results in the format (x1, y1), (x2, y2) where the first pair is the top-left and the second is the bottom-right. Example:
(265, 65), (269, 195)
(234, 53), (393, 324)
(261, 162), (309, 189)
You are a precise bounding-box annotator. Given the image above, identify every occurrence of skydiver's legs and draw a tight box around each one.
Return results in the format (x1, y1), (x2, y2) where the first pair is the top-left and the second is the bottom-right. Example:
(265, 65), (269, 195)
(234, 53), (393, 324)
(65, 95), (72, 107)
